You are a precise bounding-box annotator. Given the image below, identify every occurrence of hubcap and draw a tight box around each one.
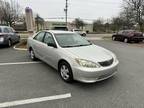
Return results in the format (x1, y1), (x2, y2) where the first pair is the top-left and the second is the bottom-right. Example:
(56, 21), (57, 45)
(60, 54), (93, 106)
(30, 50), (34, 59)
(112, 37), (115, 40)
(124, 38), (128, 43)
(60, 65), (70, 80)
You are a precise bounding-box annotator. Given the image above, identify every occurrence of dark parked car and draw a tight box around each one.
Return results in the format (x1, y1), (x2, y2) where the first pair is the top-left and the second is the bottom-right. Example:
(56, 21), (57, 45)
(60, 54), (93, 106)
(112, 30), (144, 43)
(0, 26), (20, 47)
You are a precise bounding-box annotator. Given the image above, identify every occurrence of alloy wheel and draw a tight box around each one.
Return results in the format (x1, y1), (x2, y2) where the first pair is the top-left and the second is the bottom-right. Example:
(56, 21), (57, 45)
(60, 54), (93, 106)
(60, 65), (70, 80)
(124, 38), (128, 43)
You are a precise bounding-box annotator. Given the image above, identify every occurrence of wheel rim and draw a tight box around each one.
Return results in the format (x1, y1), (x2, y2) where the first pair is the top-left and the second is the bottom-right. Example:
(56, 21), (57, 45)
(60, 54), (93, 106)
(30, 50), (35, 59)
(124, 38), (128, 43)
(60, 65), (70, 80)
(112, 37), (115, 40)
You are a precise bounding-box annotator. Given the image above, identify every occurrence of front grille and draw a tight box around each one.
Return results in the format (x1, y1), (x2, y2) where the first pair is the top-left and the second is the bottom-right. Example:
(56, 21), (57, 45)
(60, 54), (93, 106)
(98, 58), (113, 67)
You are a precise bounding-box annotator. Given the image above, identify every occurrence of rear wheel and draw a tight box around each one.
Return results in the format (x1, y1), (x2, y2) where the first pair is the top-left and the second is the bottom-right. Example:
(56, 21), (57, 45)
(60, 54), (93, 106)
(8, 39), (12, 47)
(29, 48), (37, 61)
(59, 61), (73, 83)
(124, 38), (129, 43)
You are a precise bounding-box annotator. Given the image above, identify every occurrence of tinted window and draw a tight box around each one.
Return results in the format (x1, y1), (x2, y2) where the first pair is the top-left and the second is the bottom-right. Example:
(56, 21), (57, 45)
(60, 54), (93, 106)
(43, 33), (55, 44)
(34, 32), (45, 42)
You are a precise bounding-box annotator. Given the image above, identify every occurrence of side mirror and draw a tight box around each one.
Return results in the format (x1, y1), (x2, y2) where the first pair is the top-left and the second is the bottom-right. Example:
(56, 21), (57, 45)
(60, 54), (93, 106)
(47, 43), (57, 48)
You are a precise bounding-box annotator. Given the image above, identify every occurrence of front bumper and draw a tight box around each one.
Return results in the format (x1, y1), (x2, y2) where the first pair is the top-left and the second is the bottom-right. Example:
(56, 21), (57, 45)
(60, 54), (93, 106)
(72, 61), (119, 83)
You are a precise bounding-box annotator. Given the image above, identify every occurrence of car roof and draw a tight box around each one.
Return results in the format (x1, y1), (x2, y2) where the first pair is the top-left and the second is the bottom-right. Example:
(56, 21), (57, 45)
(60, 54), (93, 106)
(44, 30), (74, 34)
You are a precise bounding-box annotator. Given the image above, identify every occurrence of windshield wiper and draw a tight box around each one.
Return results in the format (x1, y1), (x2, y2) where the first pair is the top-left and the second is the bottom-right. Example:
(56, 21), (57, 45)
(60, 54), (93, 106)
(62, 45), (75, 48)
(62, 43), (92, 48)
(74, 44), (92, 47)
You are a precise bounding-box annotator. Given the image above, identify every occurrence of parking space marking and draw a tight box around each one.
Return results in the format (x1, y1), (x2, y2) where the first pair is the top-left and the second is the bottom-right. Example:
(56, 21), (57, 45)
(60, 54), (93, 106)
(13, 45), (27, 51)
(0, 62), (41, 66)
(0, 93), (71, 108)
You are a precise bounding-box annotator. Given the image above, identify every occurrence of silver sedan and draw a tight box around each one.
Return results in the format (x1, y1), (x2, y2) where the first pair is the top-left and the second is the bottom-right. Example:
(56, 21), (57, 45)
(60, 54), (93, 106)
(27, 30), (119, 83)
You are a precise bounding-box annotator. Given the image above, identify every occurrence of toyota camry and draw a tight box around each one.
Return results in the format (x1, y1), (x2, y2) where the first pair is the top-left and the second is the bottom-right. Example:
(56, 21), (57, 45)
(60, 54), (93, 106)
(27, 30), (119, 83)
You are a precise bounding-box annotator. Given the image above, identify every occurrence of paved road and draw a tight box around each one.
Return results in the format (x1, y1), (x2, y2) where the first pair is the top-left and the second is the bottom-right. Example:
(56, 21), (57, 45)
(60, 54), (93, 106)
(87, 34), (112, 37)
(0, 40), (144, 108)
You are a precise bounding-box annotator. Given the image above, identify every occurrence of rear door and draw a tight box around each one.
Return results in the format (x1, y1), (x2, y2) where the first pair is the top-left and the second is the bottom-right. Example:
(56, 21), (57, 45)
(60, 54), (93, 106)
(7, 27), (16, 43)
(9, 27), (19, 42)
(3, 27), (11, 41)
(32, 31), (46, 59)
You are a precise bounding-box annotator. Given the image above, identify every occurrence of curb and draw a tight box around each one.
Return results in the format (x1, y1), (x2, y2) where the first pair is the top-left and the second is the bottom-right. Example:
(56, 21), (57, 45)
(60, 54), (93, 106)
(13, 45), (27, 51)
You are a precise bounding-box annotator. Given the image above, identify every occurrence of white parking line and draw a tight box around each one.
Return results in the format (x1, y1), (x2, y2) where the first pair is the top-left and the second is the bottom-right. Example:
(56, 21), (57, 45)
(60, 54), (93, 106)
(13, 45), (27, 51)
(0, 93), (71, 108)
(0, 62), (41, 66)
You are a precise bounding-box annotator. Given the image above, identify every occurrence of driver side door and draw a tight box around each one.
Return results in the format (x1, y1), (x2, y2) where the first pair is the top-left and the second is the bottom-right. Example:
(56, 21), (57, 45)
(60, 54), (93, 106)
(42, 32), (59, 68)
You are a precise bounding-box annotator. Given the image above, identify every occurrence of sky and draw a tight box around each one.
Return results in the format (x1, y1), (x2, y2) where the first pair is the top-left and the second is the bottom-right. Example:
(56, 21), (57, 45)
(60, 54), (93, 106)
(17, 0), (123, 22)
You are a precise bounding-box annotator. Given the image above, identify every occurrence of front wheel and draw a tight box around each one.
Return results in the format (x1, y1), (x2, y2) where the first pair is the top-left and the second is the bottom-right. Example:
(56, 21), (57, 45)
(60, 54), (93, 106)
(59, 61), (73, 83)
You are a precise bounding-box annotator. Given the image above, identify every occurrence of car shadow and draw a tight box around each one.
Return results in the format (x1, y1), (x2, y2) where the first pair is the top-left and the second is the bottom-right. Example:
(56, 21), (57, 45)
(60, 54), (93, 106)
(0, 46), (9, 49)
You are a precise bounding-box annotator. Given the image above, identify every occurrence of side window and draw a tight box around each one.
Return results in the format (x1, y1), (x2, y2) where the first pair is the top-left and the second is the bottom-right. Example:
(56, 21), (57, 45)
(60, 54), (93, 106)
(43, 33), (55, 44)
(123, 31), (128, 35)
(0, 28), (2, 33)
(3, 28), (9, 33)
(118, 31), (123, 35)
(8, 28), (14, 33)
(34, 32), (45, 42)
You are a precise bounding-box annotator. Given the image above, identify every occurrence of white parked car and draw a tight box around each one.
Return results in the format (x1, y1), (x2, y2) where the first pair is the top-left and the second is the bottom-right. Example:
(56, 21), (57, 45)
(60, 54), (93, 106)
(27, 30), (119, 83)
(72, 29), (87, 36)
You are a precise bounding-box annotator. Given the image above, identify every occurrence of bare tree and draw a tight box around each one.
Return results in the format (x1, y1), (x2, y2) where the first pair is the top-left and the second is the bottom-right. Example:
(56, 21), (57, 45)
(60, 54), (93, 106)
(123, 0), (144, 31)
(0, 0), (22, 26)
(93, 18), (105, 32)
(74, 18), (85, 29)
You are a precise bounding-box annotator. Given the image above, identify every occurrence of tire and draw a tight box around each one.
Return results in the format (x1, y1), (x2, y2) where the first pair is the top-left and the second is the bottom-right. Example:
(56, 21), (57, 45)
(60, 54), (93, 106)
(58, 61), (73, 83)
(29, 48), (37, 61)
(112, 36), (116, 41)
(124, 38), (129, 43)
(8, 39), (12, 47)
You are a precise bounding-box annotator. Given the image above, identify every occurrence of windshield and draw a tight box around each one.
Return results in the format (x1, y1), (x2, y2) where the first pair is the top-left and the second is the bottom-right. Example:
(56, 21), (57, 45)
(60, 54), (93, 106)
(54, 33), (91, 48)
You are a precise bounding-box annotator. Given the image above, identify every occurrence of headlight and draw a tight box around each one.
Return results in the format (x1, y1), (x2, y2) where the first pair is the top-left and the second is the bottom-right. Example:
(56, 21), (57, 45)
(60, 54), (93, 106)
(75, 59), (101, 68)
(0, 37), (4, 42)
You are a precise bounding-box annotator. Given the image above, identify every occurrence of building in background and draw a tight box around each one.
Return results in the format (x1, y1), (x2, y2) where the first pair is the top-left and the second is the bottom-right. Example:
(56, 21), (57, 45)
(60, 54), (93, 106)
(44, 19), (93, 33)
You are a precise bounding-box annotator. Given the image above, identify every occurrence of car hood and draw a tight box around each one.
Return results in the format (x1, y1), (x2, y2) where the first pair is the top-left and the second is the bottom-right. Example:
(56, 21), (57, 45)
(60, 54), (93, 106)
(64, 44), (113, 62)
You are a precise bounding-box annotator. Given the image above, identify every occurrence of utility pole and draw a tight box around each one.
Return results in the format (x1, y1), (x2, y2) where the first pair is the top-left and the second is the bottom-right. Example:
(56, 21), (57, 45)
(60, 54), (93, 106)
(64, 0), (68, 27)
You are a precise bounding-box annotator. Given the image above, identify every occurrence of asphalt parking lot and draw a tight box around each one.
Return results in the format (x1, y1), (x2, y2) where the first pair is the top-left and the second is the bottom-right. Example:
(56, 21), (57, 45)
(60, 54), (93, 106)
(0, 38), (144, 108)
